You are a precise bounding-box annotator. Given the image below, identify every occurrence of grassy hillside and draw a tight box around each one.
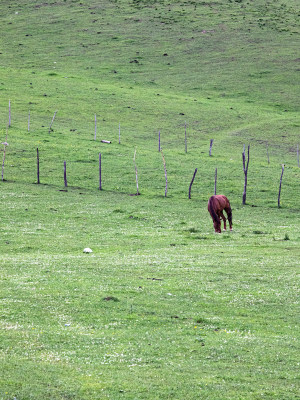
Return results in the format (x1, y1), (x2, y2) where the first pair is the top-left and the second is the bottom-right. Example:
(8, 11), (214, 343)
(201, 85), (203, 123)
(0, 1), (299, 399)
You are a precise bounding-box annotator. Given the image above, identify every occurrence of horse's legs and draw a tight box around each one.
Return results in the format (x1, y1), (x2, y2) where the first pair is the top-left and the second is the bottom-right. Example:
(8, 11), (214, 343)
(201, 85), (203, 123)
(225, 206), (233, 231)
(220, 211), (227, 231)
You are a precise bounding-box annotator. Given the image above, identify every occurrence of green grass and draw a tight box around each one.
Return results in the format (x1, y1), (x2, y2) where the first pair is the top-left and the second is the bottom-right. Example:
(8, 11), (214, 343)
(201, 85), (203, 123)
(0, 0), (299, 399)
(1, 185), (299, 399)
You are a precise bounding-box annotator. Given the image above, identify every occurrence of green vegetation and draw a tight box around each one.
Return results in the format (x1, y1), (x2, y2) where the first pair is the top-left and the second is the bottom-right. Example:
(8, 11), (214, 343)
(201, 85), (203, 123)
(0, 1), (299, 399)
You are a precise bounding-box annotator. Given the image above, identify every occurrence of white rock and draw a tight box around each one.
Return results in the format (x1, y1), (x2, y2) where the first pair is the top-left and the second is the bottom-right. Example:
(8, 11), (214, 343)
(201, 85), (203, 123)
(83, 248), (93, 253)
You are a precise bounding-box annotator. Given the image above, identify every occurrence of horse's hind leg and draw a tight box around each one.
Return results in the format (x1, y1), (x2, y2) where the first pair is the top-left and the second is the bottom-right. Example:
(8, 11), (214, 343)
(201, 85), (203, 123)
(220, 211), (227, 231)
(225, 206), (233, 231)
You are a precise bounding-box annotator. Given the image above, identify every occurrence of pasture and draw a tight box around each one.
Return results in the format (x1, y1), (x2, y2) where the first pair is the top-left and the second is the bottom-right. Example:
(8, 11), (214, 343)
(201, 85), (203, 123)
(0, 0), (299, 399)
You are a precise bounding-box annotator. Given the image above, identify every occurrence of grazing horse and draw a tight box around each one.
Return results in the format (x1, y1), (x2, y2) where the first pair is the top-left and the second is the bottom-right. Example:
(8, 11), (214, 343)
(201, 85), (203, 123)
(208, 195), (232, 233)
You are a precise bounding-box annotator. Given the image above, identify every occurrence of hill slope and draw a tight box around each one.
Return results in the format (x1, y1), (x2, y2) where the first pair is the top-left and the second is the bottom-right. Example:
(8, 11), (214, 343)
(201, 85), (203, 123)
(0, 1), (299, 400)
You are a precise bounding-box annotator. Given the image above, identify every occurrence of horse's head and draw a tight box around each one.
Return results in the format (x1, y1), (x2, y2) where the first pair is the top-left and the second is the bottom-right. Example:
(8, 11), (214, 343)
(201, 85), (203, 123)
(213, 220), (221, 233)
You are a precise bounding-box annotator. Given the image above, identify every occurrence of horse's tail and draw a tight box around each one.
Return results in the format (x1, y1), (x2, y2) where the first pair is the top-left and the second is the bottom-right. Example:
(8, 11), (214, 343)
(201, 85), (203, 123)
(208, 196), (219, 223)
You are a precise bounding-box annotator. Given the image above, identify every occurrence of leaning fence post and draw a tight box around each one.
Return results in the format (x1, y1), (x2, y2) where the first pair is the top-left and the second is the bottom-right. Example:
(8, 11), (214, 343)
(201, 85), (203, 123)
(188, 168), (198, 199)
(64, 161), (67, 188)
(49, 110), (57, 133)
(278, 164), (285, 208)
(37, 148), (40, 184)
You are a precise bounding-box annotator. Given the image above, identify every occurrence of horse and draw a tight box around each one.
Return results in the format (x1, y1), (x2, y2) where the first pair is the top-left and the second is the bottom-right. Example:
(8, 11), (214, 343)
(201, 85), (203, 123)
(208, 195), (232, 233)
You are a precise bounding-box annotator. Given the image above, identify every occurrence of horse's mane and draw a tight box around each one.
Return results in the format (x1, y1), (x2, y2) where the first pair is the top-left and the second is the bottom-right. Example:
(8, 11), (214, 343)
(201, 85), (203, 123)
(208, 196), (219, 223)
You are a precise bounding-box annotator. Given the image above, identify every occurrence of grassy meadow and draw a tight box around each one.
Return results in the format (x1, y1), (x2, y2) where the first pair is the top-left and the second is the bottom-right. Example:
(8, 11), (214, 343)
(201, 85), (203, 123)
(0, 0), (299, 399)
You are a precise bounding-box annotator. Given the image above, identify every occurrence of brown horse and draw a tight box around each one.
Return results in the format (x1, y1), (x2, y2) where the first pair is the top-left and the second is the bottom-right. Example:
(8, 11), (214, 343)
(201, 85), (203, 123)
(208, 195), (232, 233)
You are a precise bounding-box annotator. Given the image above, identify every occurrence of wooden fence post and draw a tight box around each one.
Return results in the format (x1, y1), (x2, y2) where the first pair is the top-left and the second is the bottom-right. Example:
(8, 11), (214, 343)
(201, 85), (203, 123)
(2, 143), (6, 181)
(266, 141), (270, 164)
(133, 149), (140, 195)
(49, 110), (57, 133)
(278, 164), (285, 208)
(64, 161), (67, 187)
(188, 168), (197, 199)
(161, 150), (168, 197)
(209, 139), (214, 156)
(37, 148), (40, 184)
(2, 125), (8, 181)
(185, 122), (187, 153)
(9, 100), (11, 127)
(214, 167), (217, 195)
(242, 144), (250, 205)
(158, 130), (161, 152)
(99, 153), (102, 190)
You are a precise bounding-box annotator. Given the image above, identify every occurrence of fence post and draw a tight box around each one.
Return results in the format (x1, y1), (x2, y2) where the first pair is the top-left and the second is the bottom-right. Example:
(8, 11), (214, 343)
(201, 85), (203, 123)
(158, 130), (161, 152)
(242, 144), (250, 205)
(209, 139), (214, 156)
(278, 164), (285, 208)
(133, 149), (139, 195)
(161, 150), (168, 197)
(9, 100), (11, 127)
(49, 110), (57, 133)
(37, 148), (40, 184)
(2, 124), (8, 181)
(185, 122), (187, 153)
(266, 141), (270, 164)
(214, 167), (217, 195)
(64, 161), (67, 187)
(188, 168), (198, 199)
(99, 153), (102, 190)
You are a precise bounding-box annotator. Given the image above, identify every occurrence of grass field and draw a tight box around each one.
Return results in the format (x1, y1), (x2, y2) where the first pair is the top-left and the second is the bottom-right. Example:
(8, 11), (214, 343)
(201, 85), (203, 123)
(0, 1), (299, 399)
